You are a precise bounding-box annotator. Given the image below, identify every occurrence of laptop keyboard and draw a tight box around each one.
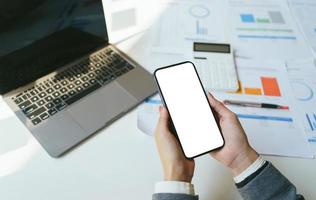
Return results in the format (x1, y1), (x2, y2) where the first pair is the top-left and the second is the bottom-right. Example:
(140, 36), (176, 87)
(11, 48), (134, 126)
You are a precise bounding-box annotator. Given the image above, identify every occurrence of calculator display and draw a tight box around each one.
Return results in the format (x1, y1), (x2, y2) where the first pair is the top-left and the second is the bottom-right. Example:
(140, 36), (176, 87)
(194, 43), (230, 53)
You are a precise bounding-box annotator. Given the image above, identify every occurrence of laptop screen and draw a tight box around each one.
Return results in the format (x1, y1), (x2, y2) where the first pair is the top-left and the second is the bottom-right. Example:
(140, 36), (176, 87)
(0, 0), (108, 94)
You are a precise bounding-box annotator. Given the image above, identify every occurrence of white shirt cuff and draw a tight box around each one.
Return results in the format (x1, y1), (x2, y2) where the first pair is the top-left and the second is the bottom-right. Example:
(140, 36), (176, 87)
(233, 155), (266, 183)
(154, 181), (195, 195)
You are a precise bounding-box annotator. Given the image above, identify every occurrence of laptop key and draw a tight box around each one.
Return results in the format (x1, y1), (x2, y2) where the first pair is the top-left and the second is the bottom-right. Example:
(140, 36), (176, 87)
(30, 90), (37, 96)
(53, 98), (62, 105)
(95, 69), (101, 74)
(61, 80), (68, 86)
(99, 76), (110, 85)
(16, 93), (23, 98)
(46, 88), (54, 94)
(81, 76), (89, 82)
(22, 94), (28, 100)
(65, 83), (101, 105)
(68, 84), (75, 89)
(26, 93), (31, 98)
(76, 73), (82, 78)
(31, 118), (41, 126)
(89, 79), (96, 84)
(69, 90), (76, 96)
(40, 113), (49, 120)
(45, 103), (54, 109)
(38, 92), (46, 98)
(54, 84), (61, 90)
(53, 92), (60, 98)
(75, 86), (83, 92)
(75, 80), (82, 85)
(30, 96), (39, 102)
(38, 85), (44, 91)
(61, 94), (69, 100)
(55, 103), (66, 111)
(23, 104), (38, 115)
(88, 73), (95, 78)
(27, 107), (46, 119)
(45, 96), (53, 102)
(48, 108), (57, 116)
(14, 97), (23, 104)
(83, 83), (89, 88)
(37, 100), (45, 106)
(19, 100), (31, 109)
(60, 88), (68, 93)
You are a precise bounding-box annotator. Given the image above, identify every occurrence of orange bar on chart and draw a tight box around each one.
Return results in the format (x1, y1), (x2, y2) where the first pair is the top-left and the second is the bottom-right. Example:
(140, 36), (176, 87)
(261, 77), (281, 97)
(244, 88), (262, 95)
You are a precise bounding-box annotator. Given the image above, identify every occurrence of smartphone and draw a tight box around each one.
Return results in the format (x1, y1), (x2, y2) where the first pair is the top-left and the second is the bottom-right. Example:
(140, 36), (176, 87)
(154, 61), (224, 158)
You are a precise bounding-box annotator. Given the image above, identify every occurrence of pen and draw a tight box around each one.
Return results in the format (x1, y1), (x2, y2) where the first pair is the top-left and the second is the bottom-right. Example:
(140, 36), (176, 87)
(223, 100), (289, 110)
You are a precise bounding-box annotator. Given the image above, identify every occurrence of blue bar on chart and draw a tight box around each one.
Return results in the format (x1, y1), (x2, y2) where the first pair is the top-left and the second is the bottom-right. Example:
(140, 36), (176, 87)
(240, 14), (255, 23)
(237, 114), (293, 122)
(306, 113), (316, 131)
(196, 20), (208, 35)
(308, 137), (316, 143)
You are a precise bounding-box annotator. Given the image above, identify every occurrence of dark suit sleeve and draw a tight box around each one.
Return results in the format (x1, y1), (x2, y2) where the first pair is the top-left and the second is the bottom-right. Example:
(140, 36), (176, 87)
(152, 193), (198, 200)
(237, 162), (305, 200)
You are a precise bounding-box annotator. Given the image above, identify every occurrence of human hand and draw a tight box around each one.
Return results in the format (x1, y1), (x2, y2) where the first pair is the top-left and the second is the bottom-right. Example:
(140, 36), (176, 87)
(154, 106), (195, 183)
(207, 93), (259, 176)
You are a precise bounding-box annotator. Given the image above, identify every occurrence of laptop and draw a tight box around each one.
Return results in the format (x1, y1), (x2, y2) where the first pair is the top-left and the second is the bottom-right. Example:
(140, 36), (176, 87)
(0, 0), (156, 157)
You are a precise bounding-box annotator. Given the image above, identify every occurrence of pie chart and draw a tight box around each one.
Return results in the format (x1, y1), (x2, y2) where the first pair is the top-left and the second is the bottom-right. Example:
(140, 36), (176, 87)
(291, 81), (314, 101)
(189, 5), (210, 19)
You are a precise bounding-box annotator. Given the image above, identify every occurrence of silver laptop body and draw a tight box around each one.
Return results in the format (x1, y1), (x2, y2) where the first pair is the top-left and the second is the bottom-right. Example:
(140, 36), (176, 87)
(0, 1), (156, 157)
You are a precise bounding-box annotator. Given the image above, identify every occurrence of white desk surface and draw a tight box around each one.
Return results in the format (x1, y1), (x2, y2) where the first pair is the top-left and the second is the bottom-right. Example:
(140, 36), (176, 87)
(1, 3), (316, 199)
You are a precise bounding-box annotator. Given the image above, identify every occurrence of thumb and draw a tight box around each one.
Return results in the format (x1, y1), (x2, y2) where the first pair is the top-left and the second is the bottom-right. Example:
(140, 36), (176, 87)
(207, 92), (231, 118)
(157, 106), (170, 131)
(155, 106), (172, 141)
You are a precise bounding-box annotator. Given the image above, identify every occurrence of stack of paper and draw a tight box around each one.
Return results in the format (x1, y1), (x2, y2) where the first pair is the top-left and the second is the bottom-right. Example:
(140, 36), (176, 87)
(137, 60), (313, 158)
(137, 0), (316, 158)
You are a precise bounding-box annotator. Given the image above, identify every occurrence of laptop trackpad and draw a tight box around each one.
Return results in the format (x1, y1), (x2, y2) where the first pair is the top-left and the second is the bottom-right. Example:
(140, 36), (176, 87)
(67, 82), (137, 133)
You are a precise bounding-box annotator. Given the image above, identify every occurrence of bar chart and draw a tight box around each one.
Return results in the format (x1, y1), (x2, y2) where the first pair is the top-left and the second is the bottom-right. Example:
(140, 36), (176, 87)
(228, 0), (313, 60)
(196, 20), (208, 35)
(236, 11), (297, 41)
(240, 11), (285, 24)
(232, 77), (281, 97)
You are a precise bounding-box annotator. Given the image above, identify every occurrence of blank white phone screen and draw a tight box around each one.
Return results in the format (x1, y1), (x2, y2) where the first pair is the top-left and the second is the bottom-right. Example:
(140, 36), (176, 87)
(155, 62), (224, 158)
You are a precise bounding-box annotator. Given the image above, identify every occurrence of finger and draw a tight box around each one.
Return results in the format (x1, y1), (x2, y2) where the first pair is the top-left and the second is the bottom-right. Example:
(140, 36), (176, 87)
(158, 106), (169, 125)
(155, 106), (170, 135)
(207, 92), (232, 117)
(154, 107), (178, 149)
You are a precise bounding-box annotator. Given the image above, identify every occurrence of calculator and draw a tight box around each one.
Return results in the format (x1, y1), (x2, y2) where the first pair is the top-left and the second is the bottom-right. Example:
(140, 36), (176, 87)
(192, 42), (239, 92)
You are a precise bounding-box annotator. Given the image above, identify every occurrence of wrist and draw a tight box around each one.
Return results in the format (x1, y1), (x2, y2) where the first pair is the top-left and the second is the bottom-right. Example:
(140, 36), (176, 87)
(164, 164), (193, 183)
(229, 147), (259, 176)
